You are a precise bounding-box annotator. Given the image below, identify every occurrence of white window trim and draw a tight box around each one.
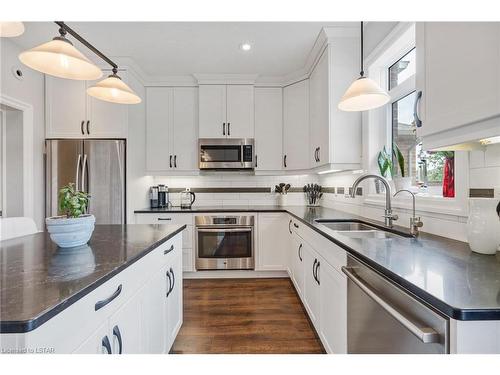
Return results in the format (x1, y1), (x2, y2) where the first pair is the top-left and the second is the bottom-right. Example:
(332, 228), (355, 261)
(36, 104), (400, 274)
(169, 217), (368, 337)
(362, 22), (469, 218)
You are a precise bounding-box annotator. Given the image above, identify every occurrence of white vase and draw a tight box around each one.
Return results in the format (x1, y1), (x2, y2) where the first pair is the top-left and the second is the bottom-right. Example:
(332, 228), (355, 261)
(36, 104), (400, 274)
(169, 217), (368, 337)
(277, 194), (288, 206)
(467, 198), (500, 255)
(393, 177), (412, 192)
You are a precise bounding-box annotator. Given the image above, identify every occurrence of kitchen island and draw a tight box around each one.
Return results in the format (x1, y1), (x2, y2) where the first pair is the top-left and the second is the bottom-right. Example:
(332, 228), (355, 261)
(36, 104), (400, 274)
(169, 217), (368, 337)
(0, 224), (185, 353)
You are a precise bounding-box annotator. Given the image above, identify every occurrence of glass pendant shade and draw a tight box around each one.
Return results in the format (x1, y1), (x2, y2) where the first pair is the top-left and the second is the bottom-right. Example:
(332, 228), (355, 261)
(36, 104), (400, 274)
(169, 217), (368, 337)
(0, 22), (25, 37)
(19, 37), (103, 80)
(338, 76), (390, 111)
(87, 74), (141, 104)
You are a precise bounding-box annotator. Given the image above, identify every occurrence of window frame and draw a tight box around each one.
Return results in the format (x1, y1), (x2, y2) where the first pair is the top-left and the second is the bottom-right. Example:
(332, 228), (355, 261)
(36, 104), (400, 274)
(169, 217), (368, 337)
(362, 22), (469, 217)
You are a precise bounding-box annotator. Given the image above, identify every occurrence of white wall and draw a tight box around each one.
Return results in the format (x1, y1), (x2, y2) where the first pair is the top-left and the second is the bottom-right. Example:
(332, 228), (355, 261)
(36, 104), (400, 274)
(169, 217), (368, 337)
(0, 38), (45, 229)
(469, 144), (500, 190)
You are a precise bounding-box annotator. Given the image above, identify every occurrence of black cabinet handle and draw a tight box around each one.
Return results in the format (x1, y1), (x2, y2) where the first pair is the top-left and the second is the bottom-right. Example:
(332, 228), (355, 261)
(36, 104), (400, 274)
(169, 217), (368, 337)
(158, 217), (172, 221)
(414, 90), (423, 128)
(223, 123), (226, 136)
(313, 259), (318, 282)
(288, 219), (292, 234)
(102, 335), (112, 354)
(164, 244), (174, 255)
(166, 270), (172, 297)
(95, 284), (122, 311)
(317, 147), (320, 162)
(227, 123), (230, 136)
(169, 155), (172, 168)
(284, 155), (287, 168)
(174, 155), (177, 168)
(170, 267), (175, 294)
(314, 147), (318, 162)
(315, 261), (320, 285)
(86, 120), (90, 135)
(298, 243), (303, 261)
(113, 325), (122, 354)
(293, 222), (299, 229)
(255, 154), (258, 168)
(80, 120), (85, 135)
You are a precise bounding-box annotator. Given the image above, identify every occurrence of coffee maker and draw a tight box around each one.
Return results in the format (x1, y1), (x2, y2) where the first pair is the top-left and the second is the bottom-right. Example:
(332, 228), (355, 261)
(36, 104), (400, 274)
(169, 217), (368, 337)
(149, 185), (170, 208)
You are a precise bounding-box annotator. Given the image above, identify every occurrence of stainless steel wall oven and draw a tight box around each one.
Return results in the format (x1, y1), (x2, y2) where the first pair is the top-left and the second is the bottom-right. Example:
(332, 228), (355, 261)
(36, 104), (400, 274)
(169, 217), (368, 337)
(195, 215), (254, 270)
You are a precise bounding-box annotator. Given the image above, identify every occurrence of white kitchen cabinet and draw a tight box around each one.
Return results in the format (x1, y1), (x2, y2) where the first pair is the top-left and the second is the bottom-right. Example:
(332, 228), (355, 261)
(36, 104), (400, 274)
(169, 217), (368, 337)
(319, 261), (347, 354)
(283, 79), (310, 170)
(146, 87), (198, 172)
(198, 84), (254, 138)
(165, 250), (183, 348)
(290, 234), (304, 297)
(308, 43), (361, 171)
(254, 87), (283, 171)
(416, 22), (500, 148)
(73, 321), (111, 354)
(302, 242), (321, 330)
(45, 72), (128, 139)
(257, 213), (287, 270)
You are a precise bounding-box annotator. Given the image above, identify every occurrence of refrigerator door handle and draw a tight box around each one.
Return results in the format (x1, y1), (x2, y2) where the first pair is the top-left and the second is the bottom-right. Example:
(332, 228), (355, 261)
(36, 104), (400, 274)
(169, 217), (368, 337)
(75, 154), (82, 190)
(81, 154), (88, 192)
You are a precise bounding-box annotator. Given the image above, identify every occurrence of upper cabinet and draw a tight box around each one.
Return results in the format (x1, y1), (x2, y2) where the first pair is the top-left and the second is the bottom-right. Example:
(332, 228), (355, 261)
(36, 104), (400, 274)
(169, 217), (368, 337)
(308, 42), (361, 171)
(283, 79), (310, 171)
(416, 22), (500, 149)
(45, 71), (129, 139)
(254, 87), (283, 171)
(199, 84), (254, 138)
(146, 87), (198, 173)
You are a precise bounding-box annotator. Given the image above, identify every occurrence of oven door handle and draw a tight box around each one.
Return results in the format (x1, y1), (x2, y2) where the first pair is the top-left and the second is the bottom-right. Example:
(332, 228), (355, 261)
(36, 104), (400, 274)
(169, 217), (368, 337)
(196, 227), (253, 233)
(341, 266), (440, 344)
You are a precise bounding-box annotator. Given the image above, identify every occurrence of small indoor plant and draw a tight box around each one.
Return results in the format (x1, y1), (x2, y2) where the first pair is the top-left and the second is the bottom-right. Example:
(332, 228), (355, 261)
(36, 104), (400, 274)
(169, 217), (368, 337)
(376, 146), (393, 193)
(46, 183), (95, 248)
(392, 143), (412, 191)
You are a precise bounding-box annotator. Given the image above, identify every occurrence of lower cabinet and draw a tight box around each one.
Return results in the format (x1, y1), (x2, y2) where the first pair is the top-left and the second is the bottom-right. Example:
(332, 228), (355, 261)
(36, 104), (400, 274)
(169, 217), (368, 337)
(290, 235), (304, 297)
(256, 213), (287, 271)
(166, 251), (183, 347)
(302, 243), (321, 330)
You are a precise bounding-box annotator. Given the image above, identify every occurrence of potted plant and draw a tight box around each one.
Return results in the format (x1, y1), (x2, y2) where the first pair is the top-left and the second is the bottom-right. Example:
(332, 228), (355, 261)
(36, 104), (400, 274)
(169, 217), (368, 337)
(392, 143), (412, 191)
(46, 183), (95, 248)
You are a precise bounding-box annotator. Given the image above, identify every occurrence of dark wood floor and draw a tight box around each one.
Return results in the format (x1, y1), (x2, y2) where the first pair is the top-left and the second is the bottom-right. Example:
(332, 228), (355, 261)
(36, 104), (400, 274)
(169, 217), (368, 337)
(171, 278), (324, 354)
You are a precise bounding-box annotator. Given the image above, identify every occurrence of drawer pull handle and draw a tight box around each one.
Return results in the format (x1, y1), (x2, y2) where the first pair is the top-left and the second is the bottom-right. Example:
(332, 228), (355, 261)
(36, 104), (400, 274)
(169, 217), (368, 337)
(293, 223), (299, 229)
(164, 244), (174, 255)
(113, 325), (122, 354)
(157, 218), (172, 221)
(95, 284), (122, 311)
(102, 335), (112, 354)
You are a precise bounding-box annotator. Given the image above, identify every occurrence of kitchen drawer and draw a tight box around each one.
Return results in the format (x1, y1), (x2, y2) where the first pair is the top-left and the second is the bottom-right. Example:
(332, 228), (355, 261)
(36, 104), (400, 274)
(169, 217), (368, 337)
(148, 235), (182, 269)
(135, 213), (193, 226)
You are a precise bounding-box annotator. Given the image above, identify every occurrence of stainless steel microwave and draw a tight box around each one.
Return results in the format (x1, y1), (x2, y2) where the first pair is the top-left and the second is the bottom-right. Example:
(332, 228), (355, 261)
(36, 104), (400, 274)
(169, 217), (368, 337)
(198, 138), (254, 170)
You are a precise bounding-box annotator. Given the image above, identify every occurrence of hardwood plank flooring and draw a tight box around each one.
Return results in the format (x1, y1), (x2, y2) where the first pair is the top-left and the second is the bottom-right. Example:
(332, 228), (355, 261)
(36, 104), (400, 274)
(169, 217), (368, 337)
(171, 278), (324, 354)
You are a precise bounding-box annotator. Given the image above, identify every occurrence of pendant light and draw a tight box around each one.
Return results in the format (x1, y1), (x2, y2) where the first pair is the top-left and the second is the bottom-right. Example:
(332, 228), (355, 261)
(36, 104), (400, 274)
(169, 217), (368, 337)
(0, 22), (25, 37)
(87, 68), (142, 104)
(19, 27), (102, 80)
(338, 22), (390, 112)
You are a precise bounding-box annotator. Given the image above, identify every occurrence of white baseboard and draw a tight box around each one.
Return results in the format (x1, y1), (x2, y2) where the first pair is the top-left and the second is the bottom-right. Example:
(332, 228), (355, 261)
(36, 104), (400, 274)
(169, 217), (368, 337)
(183, 270), (289, 279)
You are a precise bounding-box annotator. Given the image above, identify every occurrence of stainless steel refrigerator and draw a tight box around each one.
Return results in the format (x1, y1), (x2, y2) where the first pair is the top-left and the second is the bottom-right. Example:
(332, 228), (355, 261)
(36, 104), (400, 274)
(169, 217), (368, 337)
(45, 139), (126, 224)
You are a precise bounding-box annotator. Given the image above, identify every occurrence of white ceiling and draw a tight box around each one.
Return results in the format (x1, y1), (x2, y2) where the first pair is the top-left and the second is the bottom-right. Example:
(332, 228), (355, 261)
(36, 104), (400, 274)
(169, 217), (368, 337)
(13, 22), (357, 78)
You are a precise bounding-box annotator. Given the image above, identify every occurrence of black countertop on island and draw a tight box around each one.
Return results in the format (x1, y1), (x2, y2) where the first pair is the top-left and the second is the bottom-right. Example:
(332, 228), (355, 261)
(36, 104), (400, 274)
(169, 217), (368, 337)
(0, 224), (185, 333)
(135, 205), (500, 321)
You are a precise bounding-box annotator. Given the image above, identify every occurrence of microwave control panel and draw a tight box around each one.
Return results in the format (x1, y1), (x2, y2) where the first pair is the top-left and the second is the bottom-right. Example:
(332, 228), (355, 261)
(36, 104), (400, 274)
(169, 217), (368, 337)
(242, 145), (253, 162)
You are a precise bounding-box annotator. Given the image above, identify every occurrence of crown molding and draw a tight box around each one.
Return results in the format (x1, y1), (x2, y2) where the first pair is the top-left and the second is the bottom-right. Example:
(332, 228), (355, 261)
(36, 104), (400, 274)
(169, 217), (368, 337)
(193, 73), (259, 85)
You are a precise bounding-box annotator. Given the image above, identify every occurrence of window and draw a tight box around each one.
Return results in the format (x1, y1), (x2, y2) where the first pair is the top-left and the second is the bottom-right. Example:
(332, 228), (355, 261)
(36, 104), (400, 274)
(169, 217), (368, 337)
(388, 48), (454, 197)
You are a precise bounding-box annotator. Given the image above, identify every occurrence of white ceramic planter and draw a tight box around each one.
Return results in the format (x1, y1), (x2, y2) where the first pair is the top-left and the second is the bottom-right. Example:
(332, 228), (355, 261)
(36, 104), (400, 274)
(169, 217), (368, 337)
(467, 198), (500, 255)
(277, 194), (288, 206)
(393, 177), (412, 192)
(46, 214), (95, 248)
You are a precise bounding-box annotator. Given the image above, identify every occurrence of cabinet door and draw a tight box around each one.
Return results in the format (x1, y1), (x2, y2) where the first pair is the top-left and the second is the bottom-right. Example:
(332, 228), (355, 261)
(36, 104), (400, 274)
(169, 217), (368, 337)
(87, 72), (128, 138)
(290, 235), (304, 297)
(45, 76), (87, 138)
(146, 87), (173, 171)
(226, 85), (254, 138)
(309, 50), (329, 167)
(302, 243), (320, 329)
(172, 87), (198, 171)
(257, 213), (286, 270)
(109, 290), (144, 354)
(254, 87), (283, 170)
(199, 85), (226, 138)
(73, 321), (111, 354)
(141, 269), (168, 353)
(283, 80), (310, 170)
(166, 252), (183, 351)
(416, 22), (500, 138)
(319, 262), (347, 354)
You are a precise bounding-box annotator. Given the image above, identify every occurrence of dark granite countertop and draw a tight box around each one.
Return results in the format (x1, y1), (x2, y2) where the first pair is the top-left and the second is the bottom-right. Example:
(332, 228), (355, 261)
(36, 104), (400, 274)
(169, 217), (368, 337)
(0, 224), (185, 333)
(136, 205), (500, 321)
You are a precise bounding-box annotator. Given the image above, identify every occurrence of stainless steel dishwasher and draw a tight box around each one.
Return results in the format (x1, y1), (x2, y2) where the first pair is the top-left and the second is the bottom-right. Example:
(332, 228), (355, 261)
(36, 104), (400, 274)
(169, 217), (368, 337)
(342, 255), (449, 354)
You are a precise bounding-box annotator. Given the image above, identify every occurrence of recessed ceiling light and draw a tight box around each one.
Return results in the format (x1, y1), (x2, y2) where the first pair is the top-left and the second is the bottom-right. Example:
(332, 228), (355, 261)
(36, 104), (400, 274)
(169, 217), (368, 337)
(240, 43), (252, 51)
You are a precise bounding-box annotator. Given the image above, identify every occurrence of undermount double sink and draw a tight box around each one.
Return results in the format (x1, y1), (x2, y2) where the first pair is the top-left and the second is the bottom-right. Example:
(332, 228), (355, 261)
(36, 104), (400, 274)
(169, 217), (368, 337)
(314, 219), (412, 239)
